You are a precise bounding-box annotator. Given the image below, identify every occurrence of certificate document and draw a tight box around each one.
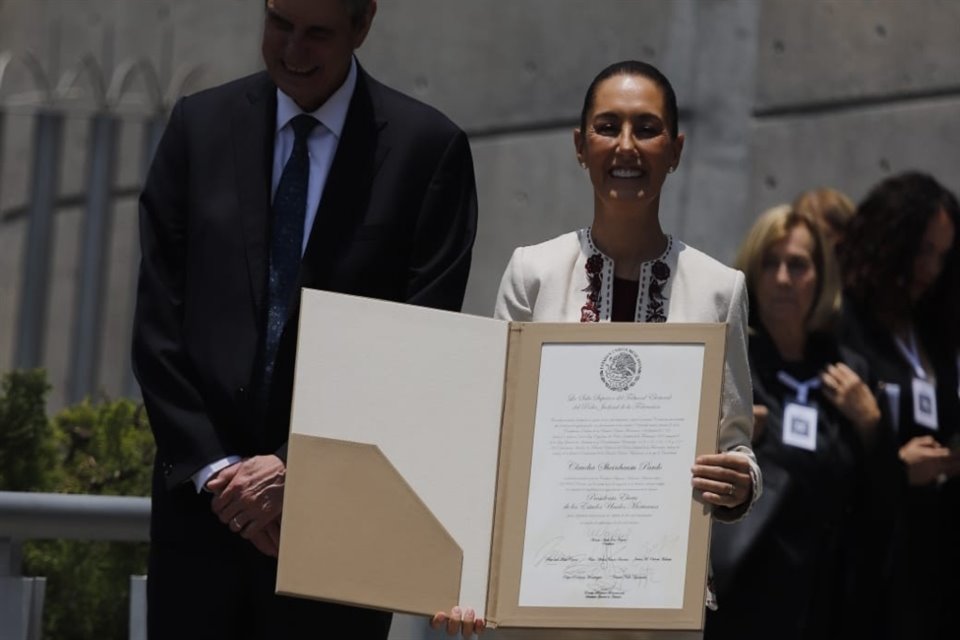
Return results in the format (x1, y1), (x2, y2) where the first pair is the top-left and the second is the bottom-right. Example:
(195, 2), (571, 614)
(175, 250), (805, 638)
(282, 293), (724, 631)
(518, 343), (706, 609)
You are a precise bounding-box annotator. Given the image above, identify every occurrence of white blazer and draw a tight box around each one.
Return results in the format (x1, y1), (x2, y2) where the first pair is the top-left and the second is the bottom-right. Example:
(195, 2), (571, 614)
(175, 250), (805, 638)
(494, 228), (761, 518)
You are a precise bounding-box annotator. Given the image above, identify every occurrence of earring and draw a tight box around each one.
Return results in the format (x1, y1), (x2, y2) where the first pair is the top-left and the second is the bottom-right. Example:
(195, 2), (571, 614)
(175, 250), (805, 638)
(668, 166), (675, 173)
(580, 161), (587, 169)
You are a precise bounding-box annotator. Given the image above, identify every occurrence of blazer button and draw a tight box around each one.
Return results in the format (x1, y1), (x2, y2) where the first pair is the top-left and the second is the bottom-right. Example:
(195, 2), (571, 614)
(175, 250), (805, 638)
(162, 462), (173, 476)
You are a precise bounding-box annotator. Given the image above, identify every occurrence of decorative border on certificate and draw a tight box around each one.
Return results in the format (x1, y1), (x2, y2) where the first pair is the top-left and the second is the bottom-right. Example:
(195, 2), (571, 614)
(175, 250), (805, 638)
(487, 323), (726, 631)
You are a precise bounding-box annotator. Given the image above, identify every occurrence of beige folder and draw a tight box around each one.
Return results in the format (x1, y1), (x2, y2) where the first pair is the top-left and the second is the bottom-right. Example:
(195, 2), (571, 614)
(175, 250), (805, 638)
(277, 289), (726, 635)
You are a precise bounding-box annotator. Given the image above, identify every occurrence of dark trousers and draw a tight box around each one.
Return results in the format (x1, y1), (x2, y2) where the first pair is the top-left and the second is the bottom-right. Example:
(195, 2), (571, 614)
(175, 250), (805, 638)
(147, 529), (392, 639)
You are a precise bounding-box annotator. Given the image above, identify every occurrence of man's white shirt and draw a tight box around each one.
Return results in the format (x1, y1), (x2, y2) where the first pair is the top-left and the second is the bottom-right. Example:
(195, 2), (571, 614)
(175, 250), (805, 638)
(191, 58), (358, 493)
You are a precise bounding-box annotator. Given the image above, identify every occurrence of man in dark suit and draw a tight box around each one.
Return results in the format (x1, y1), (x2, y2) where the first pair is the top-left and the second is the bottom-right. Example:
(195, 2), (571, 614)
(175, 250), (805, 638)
(132, 0), (477, 637)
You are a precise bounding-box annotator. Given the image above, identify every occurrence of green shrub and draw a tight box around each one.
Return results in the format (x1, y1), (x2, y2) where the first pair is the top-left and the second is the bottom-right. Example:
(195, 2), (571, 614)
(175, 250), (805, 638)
(0, 370), (154, 640)
(0, 369), (59, 491)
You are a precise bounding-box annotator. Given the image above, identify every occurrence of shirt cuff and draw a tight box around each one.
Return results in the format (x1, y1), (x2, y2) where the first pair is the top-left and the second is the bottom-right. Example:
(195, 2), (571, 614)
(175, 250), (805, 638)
(712, 447), (763, 523)
(191, 456), (242, 493)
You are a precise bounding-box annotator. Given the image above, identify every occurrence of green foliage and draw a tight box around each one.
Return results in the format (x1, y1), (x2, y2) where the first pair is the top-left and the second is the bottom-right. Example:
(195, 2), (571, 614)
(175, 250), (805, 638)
(23, 540), (148, 640)
(0, 370), (154, 640)
(0, 369), (59, 491)
(51, 395), (154, 497)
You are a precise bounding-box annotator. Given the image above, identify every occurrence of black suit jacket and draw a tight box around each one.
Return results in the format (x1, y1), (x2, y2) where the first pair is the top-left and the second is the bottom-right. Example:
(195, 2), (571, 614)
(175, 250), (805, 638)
(838, 298), (960, 640)
(707, 330), (898, 640)
(133, 66), (477, 541)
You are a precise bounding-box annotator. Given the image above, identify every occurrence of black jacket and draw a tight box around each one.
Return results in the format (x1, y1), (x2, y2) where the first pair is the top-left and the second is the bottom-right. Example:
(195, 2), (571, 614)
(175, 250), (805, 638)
(707, 329), (897, 640)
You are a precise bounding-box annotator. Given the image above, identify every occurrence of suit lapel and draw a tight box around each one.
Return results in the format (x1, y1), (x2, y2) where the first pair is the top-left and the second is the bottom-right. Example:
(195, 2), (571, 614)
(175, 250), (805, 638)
(298, 67), (389, 291)
(233, 73), (277, 316)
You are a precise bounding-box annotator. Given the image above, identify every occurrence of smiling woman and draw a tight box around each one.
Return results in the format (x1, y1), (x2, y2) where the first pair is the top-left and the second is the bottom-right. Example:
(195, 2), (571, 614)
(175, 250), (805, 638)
(493, 59), (759, 506)
(574, 63), (681, 214)
(438, 61), (762, 634)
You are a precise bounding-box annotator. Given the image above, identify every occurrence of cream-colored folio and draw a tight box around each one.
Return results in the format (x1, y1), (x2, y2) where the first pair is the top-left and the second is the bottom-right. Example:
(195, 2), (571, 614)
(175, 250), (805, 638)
(278, 289), (727, 638)
(277, 289), (507, 618)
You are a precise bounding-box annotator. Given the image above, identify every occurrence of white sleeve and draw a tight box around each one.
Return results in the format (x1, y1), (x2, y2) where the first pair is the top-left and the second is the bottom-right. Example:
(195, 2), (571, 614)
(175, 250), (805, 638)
(190, 456), (242, 493)
(715, 270), (763, 521)
(493, 247), (533, 321)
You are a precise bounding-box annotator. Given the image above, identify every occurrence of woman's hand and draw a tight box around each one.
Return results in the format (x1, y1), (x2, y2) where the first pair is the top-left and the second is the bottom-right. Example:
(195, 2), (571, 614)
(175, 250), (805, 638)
(820, 363), (881, 438)
(431, 606), (484, 637)
(898, 435), (960, 486)
(691, 452), (753, 509)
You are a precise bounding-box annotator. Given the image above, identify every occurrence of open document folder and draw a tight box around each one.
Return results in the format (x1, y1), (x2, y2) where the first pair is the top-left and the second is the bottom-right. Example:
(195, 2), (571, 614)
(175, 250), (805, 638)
(276, 289), (727, 634)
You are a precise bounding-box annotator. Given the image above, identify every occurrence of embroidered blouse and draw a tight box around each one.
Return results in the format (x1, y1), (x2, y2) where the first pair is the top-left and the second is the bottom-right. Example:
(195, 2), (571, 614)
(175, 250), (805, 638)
(494, 227), (762, 520)
(581, 230), (673, 323)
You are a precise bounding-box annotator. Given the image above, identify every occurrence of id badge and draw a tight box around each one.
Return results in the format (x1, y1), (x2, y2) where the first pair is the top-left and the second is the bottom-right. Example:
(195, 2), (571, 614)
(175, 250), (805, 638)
(912, 377), (938, 430)
(782, 402), (818, 451)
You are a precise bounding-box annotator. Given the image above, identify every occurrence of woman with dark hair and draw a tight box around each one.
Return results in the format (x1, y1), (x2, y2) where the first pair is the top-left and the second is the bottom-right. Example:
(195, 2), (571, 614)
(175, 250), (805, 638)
(706, 205), (890, 640)
(433, 59), (761, 637)
(839, 171), (960, 640)
(493, 59), (760, 515)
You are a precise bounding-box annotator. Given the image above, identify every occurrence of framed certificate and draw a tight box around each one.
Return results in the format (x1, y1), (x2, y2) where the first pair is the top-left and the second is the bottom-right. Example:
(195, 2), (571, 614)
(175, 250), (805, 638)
(278, 290), (726, 636)
(488, 323), (725, 631)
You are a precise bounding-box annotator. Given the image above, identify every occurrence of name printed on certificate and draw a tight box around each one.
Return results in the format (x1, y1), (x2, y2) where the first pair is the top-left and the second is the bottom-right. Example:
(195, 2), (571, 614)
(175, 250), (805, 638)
(518, 343), (706, 609)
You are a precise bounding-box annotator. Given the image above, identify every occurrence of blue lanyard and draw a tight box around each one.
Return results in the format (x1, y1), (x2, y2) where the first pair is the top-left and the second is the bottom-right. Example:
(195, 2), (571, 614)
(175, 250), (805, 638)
(776, 371), (821, 404)
(894, 330), (927, 380)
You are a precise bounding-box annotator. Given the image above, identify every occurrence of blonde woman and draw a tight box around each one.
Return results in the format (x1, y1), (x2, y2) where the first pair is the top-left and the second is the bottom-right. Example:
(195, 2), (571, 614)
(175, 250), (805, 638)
(706, 205), (891, 640)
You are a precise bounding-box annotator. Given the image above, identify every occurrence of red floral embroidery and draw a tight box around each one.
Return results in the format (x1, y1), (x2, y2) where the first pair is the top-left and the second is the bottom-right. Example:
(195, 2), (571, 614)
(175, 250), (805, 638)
(581, 252), (603, 323)
(580, 303), (598, 323)
(646, 259), (670, 322)
(581, 244), (671, 323)
(651, 259), (670, 281)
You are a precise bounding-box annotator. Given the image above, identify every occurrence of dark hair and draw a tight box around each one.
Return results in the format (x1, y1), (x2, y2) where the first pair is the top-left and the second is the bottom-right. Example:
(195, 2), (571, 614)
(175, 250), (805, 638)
(579, 60), (679, 139)
(265, 0), (372, 26)
(841, 171), (959, 339)
(342, 0), (373, 25)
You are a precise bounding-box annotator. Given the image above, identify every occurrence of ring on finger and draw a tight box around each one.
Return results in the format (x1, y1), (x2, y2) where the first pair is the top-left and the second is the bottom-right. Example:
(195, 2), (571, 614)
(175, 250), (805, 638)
(727, 484), (735, 496)
(231, 516), (242, 530)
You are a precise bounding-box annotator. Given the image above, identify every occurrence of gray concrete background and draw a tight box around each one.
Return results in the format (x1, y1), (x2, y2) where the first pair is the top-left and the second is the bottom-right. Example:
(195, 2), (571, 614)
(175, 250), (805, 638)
(2, 0), (958, 360)
(2, 0), (960, 637)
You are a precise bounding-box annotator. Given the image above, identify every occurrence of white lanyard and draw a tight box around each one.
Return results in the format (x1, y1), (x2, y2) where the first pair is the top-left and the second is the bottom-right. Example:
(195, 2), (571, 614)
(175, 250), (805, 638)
(777, 371), (821, 405)
(894, 330), (927, 380)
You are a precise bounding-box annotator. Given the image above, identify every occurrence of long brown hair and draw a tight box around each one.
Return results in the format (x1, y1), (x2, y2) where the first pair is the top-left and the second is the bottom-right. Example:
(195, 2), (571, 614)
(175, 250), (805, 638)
(840, 172), (959, 346)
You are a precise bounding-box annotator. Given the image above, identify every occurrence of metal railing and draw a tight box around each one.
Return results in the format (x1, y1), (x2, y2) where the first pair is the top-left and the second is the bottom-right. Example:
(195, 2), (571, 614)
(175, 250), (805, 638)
(0, 491), (150, 640)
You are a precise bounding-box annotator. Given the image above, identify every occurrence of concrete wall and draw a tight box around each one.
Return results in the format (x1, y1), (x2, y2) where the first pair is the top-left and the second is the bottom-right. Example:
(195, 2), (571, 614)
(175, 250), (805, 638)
(750, 0), (960, 212)
(1, 0), (767, 401)
(2, 1), (959, 638)
(1, 0), (957, 438)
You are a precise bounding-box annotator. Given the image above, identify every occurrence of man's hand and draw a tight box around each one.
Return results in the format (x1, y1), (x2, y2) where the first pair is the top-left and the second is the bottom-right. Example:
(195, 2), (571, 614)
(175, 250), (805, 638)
(208, 454), (286, 549)
(248, 519), (282, 558)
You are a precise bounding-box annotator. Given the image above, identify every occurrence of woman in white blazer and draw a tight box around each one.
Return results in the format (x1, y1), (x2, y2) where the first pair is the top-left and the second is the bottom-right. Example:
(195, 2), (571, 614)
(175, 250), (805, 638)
(494, 60), (760, 521)
(434, 60), (761, 637)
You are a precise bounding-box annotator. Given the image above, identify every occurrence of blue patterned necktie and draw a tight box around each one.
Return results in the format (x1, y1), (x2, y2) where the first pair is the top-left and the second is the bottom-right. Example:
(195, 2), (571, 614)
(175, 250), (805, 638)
(264, 114), (319, 385)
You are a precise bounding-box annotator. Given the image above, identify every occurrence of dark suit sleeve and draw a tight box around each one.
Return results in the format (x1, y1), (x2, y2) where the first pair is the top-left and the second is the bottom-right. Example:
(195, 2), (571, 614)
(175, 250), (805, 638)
(133, 97), (234, 488)
(403, 129), (478, 311)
